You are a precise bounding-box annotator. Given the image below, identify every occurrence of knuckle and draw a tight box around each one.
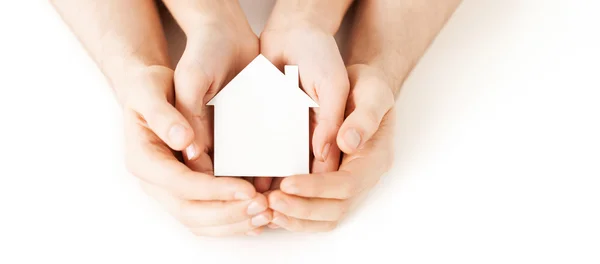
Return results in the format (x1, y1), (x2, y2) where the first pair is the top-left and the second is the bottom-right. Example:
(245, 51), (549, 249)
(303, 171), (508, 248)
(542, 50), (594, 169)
(174, 63), (212, 93)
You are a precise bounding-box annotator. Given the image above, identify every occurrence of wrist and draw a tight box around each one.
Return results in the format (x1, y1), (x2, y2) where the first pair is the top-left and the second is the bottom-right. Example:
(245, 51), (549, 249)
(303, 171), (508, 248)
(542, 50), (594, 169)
(106, 61), (172, 108)
(348, 58), (408, 98)
(165, 0), (252, 36)
(265, 0), (353, 35)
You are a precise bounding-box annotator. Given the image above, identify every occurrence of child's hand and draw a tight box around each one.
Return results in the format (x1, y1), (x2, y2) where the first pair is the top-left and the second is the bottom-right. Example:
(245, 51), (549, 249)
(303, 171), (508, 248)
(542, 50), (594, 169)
(122, 66), (271, 236)
(255, 12), (350, 192)
(266, 65), (396, 232)
(169, 6), (260, 173)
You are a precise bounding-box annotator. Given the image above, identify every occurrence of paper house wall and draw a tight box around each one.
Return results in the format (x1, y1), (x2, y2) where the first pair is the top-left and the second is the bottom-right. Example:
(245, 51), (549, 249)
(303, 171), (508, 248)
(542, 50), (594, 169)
(207, 55), (318, 177)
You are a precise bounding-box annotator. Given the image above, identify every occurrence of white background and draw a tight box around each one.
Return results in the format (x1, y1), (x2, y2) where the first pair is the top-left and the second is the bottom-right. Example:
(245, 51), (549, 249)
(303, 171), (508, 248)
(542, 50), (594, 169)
(1, 0), (599, 263)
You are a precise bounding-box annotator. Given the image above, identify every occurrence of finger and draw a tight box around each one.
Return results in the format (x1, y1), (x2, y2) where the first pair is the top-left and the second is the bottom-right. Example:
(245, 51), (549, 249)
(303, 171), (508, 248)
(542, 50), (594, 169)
(246, 226), (266, 236)
(253, 177), (273, 193)
(140, 181), (268, 226)
(189, 210), (273, 237)
(280, 112), (396, 200)
(309, 70), (348, 172)
(271, 211), (338, 233)
(337, 65), (395, 154)
(268, 190), (348, 221)
(173, 51), (214, 162)
(128, 68), (195, 151)
(124, 110), (255, 201)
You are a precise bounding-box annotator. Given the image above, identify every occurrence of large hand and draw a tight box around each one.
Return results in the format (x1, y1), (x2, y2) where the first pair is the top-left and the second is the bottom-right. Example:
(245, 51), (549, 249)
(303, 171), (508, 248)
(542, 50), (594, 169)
(256, 19), (350, 192)
(267, 64), (396, 232)
(122, 66), (271, 237)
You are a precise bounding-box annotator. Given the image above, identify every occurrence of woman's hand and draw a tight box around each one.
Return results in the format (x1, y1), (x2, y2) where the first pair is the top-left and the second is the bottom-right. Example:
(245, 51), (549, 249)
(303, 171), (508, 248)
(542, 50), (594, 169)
(122, 66), (271, 237)
(255, 0), (352, 191)
(267, 64), (396, 232)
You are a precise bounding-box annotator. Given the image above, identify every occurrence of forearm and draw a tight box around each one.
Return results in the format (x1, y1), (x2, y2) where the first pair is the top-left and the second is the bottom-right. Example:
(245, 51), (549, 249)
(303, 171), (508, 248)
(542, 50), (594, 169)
(50, 0), (169, 103)
(161, 0), (251, 35)
(265, 0), (354, 34)
(346, 0), (462, 96)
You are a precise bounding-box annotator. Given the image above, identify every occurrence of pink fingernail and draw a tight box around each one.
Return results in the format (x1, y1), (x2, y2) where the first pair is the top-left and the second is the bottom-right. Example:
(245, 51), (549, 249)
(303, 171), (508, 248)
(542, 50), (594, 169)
(344, 129), (361, 150)
(283, 184), (300, 195)
(251, 215), (270, 227)
(185, 144), (197, 160)
(321, 143), (331, 161)
(168, 124), (187, 146)
(247, 201), (267, 215)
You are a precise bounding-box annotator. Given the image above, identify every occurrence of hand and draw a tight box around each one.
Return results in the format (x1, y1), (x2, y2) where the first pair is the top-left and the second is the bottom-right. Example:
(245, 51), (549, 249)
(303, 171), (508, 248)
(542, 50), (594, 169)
(172, 10), (259, 173)
(266, 64), (396, 232)
(122, 66), (271, 237)
(255, 17), (350, 192)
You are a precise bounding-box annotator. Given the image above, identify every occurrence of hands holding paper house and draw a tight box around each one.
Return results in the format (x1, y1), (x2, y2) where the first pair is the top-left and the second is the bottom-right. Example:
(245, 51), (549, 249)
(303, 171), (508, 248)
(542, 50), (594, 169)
(51, 0), (461, 236)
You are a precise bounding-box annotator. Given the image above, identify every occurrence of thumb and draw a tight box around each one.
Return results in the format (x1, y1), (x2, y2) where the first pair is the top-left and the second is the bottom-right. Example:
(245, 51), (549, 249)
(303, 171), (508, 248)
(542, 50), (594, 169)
(337, 66), (395, 154)
(128, 67), (196, 152)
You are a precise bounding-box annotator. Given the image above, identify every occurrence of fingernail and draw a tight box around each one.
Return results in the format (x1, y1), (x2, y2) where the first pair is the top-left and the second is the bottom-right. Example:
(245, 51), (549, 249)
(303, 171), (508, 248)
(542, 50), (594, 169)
(168, 124), (187, 146)
(321, 143), (331, 161)
(344, 129), (361, 150)
(185, 144), (197, 160)
(270, 199), (287, 212)
(268, 223), (280, 229)
(251, 214), (270, 227)
(282, 184), (300, 195)
(235, 192), (252, 200)
(272, 215), (288, 227)
(246, 229), (262, 236)
(247, 201), (267, 215)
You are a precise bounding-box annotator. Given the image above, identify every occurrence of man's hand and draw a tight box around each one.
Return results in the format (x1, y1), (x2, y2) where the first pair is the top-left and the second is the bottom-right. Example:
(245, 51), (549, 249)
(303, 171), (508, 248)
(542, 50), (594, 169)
(255, 0), (353, 192)
(267, 65), (395, 232)
(123, 66), (272, 237)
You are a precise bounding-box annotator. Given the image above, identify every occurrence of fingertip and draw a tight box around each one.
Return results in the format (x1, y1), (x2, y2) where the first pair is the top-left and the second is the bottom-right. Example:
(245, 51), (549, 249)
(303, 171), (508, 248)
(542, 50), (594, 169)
(227, 178), (257, 201)
(312, 124), (338, 162)
(166, 122), (195, 151)
(280, 178), (300, 195)
(266, 190), (285, 208)
(271, 211), (290, 227)
(336, 126), (362, 154)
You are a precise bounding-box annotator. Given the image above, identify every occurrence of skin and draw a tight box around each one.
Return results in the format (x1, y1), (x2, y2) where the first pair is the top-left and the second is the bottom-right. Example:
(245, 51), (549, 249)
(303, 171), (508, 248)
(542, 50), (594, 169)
(254, 0), (354, 192)
(51, 0), (462, 235)
(50, 0), (271, 237)
(268, 0), (464, 232)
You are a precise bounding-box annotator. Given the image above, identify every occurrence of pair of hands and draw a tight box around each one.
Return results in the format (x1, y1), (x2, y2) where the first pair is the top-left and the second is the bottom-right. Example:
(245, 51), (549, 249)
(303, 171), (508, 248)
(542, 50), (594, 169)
(122, 11), (396, 236)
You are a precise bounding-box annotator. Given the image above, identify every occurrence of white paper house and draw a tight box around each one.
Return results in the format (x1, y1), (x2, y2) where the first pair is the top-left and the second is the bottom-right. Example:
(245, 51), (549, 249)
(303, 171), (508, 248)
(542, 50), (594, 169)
(207, 54), (318, 177)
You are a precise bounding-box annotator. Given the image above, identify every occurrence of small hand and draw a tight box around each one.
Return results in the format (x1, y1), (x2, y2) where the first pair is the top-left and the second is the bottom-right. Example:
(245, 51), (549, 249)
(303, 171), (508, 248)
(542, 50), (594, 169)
(267, 64), (396, 232)
(173, 15), (259, 172)
(255, 20), (350, 192)
(122, 66), (271, 237)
